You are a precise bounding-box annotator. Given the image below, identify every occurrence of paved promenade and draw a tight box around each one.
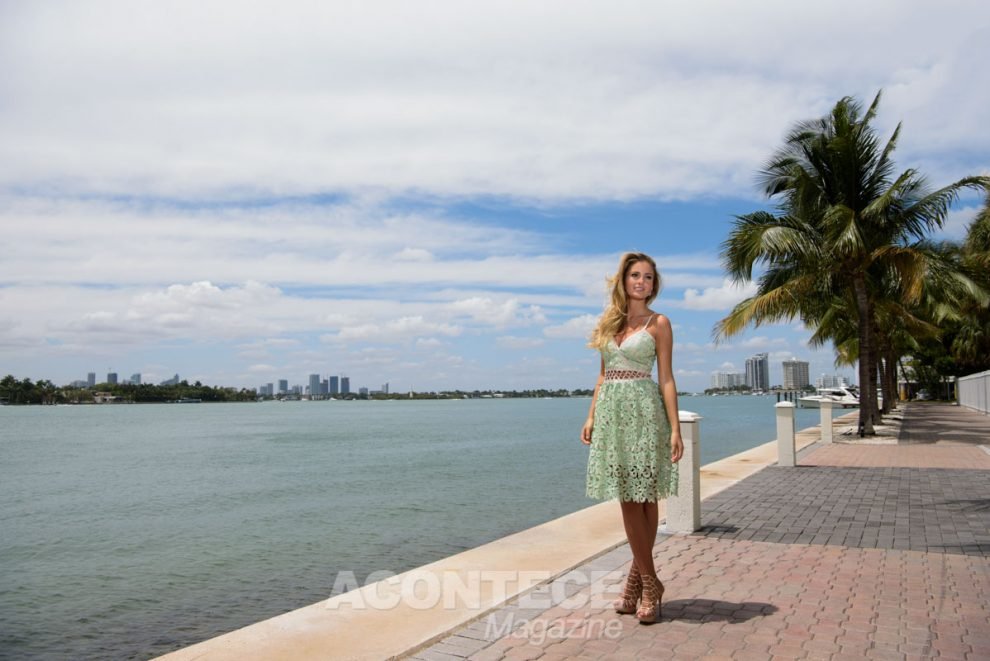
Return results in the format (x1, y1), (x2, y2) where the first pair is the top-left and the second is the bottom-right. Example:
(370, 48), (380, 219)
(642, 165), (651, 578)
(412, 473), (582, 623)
(408, 403), (990, 660)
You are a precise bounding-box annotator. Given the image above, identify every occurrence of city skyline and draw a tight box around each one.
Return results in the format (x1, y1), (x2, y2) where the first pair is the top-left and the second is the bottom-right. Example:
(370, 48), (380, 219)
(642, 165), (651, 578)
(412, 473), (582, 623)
(1, 3), (987, 393)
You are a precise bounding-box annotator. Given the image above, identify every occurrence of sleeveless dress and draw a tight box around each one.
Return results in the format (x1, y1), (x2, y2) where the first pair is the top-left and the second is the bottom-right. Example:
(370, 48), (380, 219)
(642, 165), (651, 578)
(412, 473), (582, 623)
(586, 319), (678, 502)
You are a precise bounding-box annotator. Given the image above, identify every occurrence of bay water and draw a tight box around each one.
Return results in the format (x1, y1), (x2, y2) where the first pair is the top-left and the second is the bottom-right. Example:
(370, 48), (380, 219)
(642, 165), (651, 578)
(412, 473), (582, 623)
(0, 395), (837, 660)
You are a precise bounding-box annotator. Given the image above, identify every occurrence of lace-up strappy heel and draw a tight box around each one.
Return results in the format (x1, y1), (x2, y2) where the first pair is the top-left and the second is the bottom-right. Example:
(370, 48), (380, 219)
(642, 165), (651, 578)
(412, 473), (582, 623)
(637, 574), (664, 624)
(613, 564), (643, 614)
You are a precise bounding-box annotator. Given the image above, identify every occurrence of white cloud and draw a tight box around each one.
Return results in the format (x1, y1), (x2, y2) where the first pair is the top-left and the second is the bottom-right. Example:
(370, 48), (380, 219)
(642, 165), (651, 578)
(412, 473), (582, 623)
(679, 279), (759, 311)
(332, 316), (461, 343)
(940, 205), (979, 241)
(741, 336), (789, 350)
(495, 336), (546, 349)
(543, 314), (598, 339)
(448, 297), (547, 328)
(3, 1), (986, 393)
(2, 2), (986, 201)
(394, 248), (435, 262)
(675, 342), (708, 354)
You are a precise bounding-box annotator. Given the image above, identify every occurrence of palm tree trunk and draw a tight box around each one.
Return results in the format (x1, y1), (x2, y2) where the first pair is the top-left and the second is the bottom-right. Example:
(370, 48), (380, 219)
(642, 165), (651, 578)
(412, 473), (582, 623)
(871, 358), (880, 417)
(877, 344), (893, 415)
(886, 349), (898, 410)
(874, 332), (893, 415)
(852, 275), (876, 435)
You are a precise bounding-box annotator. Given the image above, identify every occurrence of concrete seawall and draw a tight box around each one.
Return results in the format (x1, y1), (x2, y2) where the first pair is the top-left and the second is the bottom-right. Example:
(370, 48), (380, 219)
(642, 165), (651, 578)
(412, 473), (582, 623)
(157, 414), (851, 661)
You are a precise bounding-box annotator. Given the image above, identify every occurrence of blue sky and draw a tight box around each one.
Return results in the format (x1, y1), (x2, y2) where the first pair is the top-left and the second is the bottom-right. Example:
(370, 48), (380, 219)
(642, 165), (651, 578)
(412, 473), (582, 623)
(1, 1), (988, 393)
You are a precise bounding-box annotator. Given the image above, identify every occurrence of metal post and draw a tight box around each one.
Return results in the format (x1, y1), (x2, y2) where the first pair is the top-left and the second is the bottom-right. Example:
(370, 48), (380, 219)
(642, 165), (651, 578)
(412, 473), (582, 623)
(776, 401), (796, 467)
(820, 399), (833, 444)
(667, 411), (701, 533)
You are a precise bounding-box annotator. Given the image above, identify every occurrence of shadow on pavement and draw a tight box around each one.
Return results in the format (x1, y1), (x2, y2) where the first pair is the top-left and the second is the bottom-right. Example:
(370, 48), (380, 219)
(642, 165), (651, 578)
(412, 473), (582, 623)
(659, 599), (777, 623)
(897, 402), (990, 445)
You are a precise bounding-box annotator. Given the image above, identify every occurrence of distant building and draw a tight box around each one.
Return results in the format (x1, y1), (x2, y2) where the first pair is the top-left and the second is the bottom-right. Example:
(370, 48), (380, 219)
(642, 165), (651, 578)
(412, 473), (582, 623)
(87, 372), (96, 388)
(160, 374), (180, 386)
(258, 383), (274, 397)
(358, 387), (369, 396)
(711, 372), (746, 389)
(329, 376), (339, 396)
(745, 353), (769, 391)
(816, 374), (849, 388)
(107, 372), (118, 385)
(308, 374), (321, 399)
(130, 373), (142, 385)
(69, 379), (90, 388)
(321, 379), (329, 395)
(341, 376), (350, 395)
(782, 359), (810, 389)
(382, 382), (389, 395)
(278, 379), (288, 395)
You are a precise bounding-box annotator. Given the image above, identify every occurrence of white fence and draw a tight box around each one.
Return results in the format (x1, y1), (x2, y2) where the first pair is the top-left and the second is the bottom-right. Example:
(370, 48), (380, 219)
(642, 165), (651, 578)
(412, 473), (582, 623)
(958, 369), (990, 414)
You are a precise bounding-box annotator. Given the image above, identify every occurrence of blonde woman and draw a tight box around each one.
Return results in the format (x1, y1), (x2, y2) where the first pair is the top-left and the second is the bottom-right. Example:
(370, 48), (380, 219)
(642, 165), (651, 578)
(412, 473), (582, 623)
(581, 251), (683, 624)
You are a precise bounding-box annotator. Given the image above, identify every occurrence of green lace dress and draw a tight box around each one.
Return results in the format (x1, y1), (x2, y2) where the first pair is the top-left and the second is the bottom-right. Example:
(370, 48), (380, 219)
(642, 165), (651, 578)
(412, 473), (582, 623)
(586, 322), (678, 502)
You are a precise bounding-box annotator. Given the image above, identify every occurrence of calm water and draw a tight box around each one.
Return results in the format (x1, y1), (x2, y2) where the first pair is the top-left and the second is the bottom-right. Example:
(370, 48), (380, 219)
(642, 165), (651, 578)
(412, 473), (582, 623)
(0, 396), (836, 660)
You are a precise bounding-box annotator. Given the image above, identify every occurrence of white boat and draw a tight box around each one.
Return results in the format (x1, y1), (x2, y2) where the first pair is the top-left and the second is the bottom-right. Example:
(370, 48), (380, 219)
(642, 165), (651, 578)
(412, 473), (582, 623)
(798, 386), (860, 409)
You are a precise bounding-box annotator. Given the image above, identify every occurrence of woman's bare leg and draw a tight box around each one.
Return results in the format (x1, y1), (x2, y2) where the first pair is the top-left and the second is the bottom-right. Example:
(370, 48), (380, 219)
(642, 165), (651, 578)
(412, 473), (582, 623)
(621, 500), (665, 622)
(620, 501), (659, 579)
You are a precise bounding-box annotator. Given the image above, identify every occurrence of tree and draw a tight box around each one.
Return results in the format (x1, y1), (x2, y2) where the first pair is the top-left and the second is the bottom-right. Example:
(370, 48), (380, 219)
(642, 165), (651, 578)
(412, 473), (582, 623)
(716, 91), (989, 434)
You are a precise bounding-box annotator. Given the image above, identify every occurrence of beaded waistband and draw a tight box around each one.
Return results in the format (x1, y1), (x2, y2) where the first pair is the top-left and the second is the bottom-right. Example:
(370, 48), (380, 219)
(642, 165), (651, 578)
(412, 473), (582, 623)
(604, 369), (652, 382)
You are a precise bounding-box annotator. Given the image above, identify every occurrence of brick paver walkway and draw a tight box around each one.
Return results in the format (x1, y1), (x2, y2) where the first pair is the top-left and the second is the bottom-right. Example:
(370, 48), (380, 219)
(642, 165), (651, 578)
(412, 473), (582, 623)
(407, 405), (990, 660)
(698, 466), (990, 554)
(803, 444), (990, 470)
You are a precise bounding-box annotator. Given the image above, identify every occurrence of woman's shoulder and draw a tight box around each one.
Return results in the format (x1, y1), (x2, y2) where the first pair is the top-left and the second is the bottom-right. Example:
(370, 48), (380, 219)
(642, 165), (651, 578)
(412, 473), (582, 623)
(647, 311), (672, 329)
(646, 312), (673, 339)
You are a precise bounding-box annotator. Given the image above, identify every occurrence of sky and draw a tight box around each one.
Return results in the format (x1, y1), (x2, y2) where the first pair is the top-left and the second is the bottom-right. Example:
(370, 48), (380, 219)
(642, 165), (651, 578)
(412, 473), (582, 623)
(1, 1), (988, 394)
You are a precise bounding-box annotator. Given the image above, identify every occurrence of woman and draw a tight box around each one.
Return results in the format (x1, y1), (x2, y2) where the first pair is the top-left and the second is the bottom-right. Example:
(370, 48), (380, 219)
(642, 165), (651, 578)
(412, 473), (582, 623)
(581, 251), (683, 624)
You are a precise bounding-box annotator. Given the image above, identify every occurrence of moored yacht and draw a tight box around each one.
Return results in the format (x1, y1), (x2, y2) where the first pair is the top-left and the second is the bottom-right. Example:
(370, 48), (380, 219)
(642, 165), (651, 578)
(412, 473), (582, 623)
(798, 386), (860, 408)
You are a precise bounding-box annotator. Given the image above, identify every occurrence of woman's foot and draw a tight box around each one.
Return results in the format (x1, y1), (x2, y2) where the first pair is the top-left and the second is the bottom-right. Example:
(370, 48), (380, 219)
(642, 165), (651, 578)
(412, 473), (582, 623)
(613, 564), (642, 614)
(636, 574), (664, 624)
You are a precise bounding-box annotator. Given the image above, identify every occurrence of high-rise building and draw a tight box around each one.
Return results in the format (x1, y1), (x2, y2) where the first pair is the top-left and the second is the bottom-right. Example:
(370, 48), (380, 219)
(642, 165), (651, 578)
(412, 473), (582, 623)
(782, 359), (810, 389)
(160, 374), (180, 386)
(321, 379), (329, 395)
(341, 376), (350, 395)
(130, 373), (142, 385)
(87, 372), (96, 388)
(816, 374), (850, 388)
(382, 382), (389, 395)
(329, 376), (339, 395)
(358, 386), (369, 396)
(308, 374), (320, 399)
(107, 372), (118, 385)
(278, 379), (288, 395)
(711, 372), (746, 389)
(745, 353), (769, 391)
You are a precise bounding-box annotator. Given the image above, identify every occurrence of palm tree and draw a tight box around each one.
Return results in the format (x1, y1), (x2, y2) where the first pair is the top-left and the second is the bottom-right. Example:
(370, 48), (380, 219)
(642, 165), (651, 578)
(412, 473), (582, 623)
(716, 91), (989, 435)
(947, 194), (990, 372)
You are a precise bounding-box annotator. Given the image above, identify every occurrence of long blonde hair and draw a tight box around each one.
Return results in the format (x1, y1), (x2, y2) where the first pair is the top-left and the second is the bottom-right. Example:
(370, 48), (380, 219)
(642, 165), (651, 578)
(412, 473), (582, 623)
(588, 252), (662, 350)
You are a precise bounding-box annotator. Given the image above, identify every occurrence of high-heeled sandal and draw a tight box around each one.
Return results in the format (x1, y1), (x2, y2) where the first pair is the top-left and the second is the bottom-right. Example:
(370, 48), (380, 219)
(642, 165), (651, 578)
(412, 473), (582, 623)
(613, 564), (642, 614)
(636, 574), (664, 624)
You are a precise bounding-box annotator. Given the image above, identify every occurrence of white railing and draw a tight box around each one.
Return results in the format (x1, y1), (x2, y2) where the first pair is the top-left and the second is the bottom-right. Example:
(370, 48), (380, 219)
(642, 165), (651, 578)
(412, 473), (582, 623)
(958, 369), (990, 414)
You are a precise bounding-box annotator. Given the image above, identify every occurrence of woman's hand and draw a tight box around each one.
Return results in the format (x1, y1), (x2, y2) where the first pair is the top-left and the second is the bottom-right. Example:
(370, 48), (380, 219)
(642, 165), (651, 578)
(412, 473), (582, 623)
(581, 417), (594, 445)
(670, 432), (684, 463)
